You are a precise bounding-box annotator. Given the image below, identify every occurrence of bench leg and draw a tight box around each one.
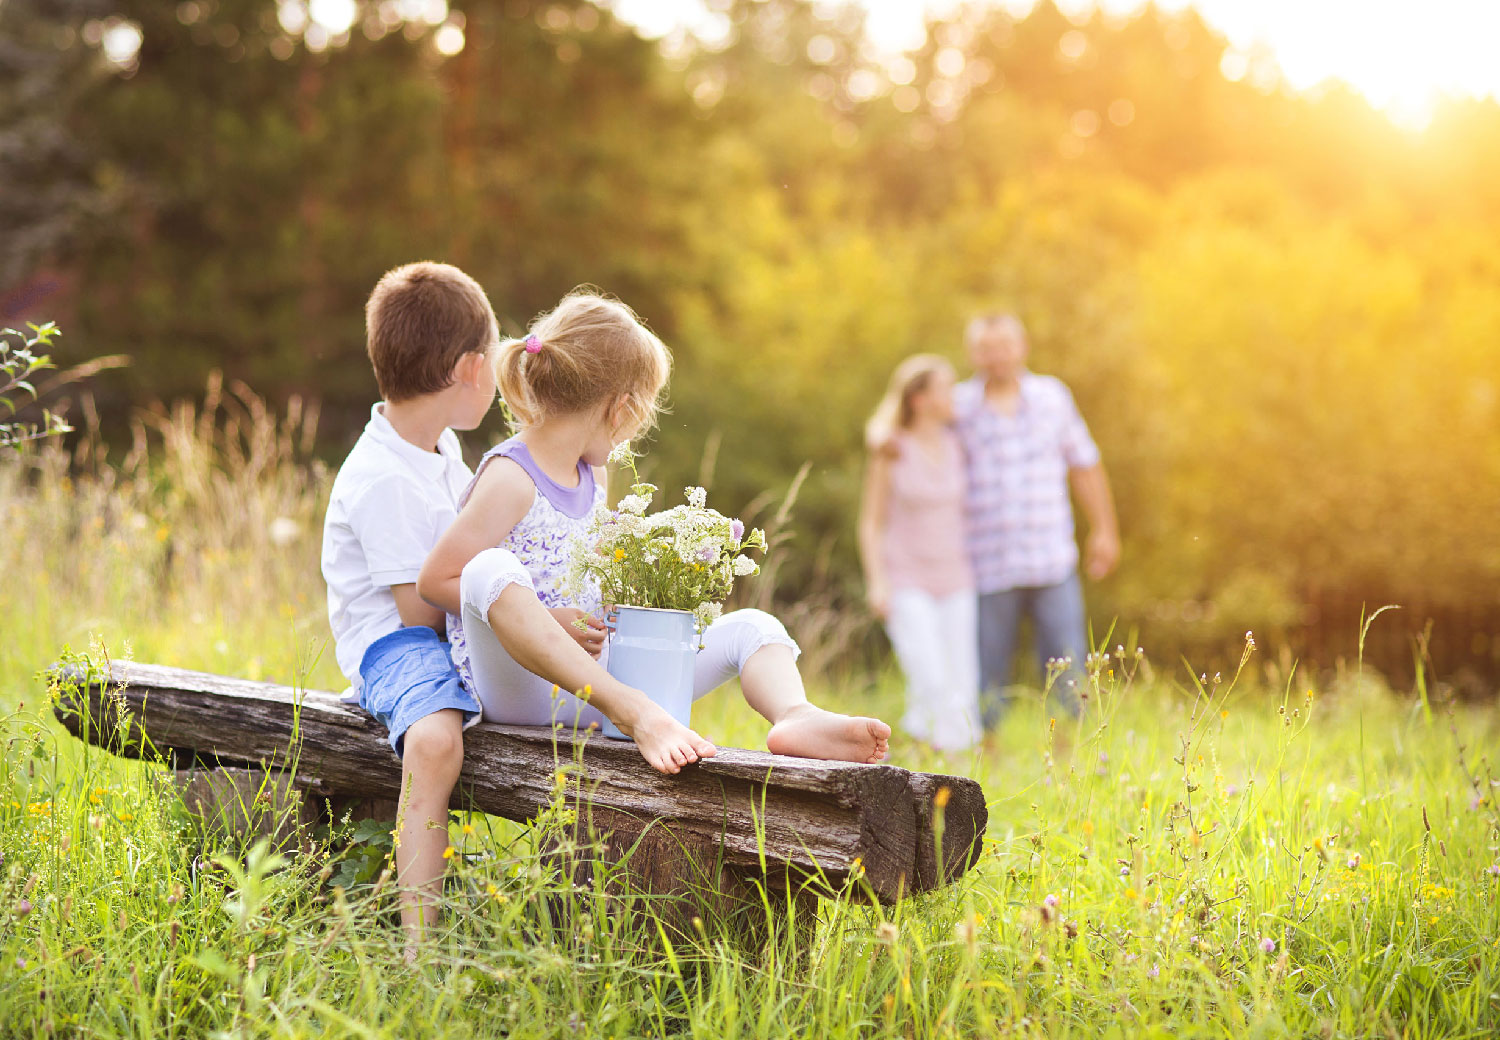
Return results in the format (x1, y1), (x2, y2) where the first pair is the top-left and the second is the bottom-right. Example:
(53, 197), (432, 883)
(322, 794), (402, 828)
(171, 766), (317, 847)
(560, 821), (820, 954)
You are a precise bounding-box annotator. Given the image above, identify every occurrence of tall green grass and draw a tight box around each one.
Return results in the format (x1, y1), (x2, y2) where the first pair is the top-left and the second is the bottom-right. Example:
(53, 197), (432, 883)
(2, 391), (1497, 1038)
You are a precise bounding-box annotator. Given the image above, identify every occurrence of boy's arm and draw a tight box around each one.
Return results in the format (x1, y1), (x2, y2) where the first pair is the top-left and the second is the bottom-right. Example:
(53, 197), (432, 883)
(391, 583), (445, 631)
(345, 475), (459, 628)
(417, 460), (534, 616)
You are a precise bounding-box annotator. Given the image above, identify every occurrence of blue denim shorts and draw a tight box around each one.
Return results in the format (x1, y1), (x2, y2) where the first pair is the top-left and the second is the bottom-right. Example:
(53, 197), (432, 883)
(358, 626), (480, 757)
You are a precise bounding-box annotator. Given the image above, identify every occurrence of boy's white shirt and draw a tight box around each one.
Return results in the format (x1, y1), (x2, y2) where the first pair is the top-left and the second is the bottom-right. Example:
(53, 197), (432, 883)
(321, 403), (474, 699)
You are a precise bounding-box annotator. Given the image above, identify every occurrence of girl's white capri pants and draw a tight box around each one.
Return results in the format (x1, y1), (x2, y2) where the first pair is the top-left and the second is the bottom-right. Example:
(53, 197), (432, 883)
(455, 547), (800, 729)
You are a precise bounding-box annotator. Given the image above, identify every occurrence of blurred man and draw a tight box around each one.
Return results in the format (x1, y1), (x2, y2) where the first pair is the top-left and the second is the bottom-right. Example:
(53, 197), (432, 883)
(954, 313), (1119, 726)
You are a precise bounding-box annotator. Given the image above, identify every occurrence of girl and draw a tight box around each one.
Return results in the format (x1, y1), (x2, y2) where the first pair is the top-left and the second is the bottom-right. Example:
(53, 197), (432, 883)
(419, 290), (890, 773)
(857, 355), (981, 751)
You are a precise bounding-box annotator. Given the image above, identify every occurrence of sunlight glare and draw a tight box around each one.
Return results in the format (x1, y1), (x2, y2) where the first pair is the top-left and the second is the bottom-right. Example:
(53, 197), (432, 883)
(1063, 0), (1500, 131)
(308, 0), (357, 37)
(277, 1), (308, 36)
(101, 20), (143, 67)
(433, 22), (465, 56)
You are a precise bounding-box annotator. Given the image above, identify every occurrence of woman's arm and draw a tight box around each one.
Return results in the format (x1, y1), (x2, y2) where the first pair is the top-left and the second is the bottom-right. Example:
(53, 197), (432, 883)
(418, 460), (533, 616)
(856, 450), (893, 619)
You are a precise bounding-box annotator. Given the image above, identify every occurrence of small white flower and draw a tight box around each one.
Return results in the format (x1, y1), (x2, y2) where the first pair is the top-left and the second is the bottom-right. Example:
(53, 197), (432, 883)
(732, 554), (758, 576)
(685, 486), (707, 509)
(608, 442), (635, 465)
(268, 516), (300, 547)
(617, 494), (649, 516)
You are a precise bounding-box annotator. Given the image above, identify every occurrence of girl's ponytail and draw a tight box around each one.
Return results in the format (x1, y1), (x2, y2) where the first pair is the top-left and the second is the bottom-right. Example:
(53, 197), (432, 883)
(494, 289), (671, 434)
(494, 336), (541, 429)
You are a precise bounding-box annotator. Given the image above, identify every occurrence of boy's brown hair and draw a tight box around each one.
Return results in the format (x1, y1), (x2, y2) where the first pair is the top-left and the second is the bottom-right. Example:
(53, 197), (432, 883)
(365, 262), (498, 402)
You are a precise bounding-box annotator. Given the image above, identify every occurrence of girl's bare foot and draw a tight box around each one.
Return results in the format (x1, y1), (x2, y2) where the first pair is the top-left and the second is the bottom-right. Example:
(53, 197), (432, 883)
(618, 703), (717, 774)
(766, 704), (891, 764)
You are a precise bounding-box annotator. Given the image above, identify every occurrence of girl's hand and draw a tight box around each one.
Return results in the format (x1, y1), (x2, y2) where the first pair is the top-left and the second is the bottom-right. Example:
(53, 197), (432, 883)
(550, 607), (607, 658)
(617, 702), (717, 775)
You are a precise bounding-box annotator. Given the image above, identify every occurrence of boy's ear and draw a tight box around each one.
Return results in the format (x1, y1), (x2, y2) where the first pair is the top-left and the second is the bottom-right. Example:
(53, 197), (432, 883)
(454, 350), (485, 387)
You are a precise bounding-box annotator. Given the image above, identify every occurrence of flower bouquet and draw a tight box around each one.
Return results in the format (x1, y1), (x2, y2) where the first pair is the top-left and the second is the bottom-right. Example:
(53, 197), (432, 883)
(566, 445), (767, 734)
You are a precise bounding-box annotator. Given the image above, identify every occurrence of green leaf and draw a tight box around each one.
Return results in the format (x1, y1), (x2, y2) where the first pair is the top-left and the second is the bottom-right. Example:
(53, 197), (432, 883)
(192, 949), (237, 978)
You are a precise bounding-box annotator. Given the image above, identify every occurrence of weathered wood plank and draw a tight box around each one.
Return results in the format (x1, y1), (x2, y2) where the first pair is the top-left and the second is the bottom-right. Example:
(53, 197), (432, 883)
(48, 660), (987, 903)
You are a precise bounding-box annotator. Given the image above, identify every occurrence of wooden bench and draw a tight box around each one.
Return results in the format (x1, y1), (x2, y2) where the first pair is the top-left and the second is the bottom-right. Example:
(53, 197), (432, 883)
(50, 660), (988, 941)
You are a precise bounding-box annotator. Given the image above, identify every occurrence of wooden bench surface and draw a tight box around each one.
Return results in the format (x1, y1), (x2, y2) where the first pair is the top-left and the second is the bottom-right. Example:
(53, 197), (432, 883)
(50, 661), (989, 903)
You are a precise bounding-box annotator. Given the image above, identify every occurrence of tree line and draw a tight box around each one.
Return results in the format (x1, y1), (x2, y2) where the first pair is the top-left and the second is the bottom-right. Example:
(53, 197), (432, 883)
(4, 0), (1499, 686)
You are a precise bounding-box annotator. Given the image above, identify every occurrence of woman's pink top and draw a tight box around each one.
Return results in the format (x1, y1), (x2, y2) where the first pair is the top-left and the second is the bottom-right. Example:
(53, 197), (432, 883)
(880, 429), (973, 598)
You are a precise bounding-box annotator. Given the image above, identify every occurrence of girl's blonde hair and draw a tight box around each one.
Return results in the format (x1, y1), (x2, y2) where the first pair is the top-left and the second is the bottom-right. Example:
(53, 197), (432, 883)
(865, 353), (954, 450)
(496, 288), (671, 432)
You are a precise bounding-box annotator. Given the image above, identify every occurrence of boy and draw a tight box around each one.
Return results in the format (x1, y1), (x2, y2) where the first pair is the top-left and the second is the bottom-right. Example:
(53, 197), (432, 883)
(321, 261), (498, 945)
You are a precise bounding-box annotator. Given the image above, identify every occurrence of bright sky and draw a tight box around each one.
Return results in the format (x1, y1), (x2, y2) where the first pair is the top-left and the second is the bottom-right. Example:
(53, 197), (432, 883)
(611, 0), (1500, 129)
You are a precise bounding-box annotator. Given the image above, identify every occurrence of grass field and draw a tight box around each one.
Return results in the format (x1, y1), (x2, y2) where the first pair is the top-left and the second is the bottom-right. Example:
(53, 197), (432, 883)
(3, 408), (1498, 1038)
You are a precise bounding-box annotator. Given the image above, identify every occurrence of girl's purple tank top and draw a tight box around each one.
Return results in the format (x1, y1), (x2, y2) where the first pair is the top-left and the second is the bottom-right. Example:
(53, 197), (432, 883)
(461, 436), (596, 518)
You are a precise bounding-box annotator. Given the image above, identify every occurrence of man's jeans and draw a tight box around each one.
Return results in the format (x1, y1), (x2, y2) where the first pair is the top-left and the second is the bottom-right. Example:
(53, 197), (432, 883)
(977, 572), (1088, 728)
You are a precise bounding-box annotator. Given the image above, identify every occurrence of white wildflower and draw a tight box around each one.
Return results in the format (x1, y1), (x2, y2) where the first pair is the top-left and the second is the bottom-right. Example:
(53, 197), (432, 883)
(268, 516), (300, 547)
(685, 486), (707, 509)
(617, 494), (649, 516)
(608, 442), (636, 466)
(732, 554), (758, 576)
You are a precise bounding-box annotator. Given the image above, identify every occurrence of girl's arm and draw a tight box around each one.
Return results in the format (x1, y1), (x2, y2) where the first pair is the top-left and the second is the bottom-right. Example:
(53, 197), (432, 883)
(418, 460), (534, 616)
(855, 449), (893, 619)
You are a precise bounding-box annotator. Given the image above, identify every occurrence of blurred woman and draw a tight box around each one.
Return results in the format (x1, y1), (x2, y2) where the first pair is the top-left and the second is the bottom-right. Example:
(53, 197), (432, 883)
(857, 355), (981, 751)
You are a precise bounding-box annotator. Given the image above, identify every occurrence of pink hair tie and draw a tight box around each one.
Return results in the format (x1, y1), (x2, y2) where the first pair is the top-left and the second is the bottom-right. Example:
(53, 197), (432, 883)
(523, 334), (542, 354)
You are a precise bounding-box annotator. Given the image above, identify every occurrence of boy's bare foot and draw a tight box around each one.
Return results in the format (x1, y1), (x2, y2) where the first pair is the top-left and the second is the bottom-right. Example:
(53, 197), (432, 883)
(618, 702), (717, 774)
(766, 704), (891, 764)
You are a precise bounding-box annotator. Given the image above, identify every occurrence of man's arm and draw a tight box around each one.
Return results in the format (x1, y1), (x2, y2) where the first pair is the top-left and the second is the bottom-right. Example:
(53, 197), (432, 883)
(1069, 463), (1120, 581)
